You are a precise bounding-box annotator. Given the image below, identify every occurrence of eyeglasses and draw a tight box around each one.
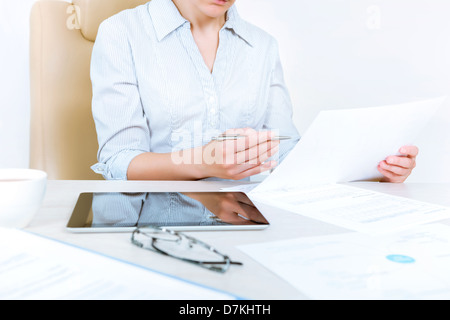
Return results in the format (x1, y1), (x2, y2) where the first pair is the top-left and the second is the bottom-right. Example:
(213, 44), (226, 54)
(131, 226), (243, 273)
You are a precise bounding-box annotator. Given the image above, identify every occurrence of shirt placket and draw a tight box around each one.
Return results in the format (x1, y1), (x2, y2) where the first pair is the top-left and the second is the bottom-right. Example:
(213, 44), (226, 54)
(178, 24), (222, 135)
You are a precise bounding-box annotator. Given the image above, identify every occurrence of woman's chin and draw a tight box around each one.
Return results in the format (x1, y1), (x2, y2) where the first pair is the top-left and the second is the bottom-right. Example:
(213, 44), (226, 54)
(202, 0), (234, 18)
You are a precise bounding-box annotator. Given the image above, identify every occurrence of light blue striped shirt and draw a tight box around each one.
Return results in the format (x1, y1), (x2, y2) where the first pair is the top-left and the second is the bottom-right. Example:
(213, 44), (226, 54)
(91, 0), (300, 180)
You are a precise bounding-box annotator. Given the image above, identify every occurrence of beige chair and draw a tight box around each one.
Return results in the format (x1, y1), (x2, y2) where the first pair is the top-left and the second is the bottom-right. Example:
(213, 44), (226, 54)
(30, 0), (149, 180)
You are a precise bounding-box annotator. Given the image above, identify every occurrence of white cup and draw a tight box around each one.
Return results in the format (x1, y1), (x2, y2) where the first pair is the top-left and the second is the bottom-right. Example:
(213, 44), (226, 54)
(0, 169), (47, 228)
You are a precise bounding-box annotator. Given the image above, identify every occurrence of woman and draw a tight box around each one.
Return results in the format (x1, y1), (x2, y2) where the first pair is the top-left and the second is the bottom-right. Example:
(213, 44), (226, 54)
(91, 0), (417, 183)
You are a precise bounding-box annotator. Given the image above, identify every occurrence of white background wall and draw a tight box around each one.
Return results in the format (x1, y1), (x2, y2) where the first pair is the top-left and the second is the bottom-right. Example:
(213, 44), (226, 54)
(1, 0), (450, 182)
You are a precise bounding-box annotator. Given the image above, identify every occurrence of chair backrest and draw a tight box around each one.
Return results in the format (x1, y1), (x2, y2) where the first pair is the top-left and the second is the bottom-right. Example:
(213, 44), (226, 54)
(30, 0), (149, 180)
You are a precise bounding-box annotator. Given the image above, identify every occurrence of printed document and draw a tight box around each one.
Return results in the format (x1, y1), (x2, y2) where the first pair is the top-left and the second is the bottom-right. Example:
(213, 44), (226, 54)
(238, 223), (450, 300)
(250, 183), (450, 235)
(224, 97), (450, 234)
(0, 228), (237, 300)
(254, 97), (446, 192)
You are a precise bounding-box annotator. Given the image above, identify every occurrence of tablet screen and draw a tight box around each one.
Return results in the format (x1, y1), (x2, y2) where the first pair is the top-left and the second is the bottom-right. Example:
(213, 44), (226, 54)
(66, 192), (269, 232)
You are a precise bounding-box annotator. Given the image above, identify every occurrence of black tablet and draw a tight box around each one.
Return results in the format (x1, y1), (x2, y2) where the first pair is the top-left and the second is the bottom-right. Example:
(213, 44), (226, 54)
(66, 191), (270, 232)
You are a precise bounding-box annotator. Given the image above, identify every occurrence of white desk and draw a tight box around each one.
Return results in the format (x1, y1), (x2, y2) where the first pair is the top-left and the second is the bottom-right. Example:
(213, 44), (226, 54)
(25, 180), (450, 300)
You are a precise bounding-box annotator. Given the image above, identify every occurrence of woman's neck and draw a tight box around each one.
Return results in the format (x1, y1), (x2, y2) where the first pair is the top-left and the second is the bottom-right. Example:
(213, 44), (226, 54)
(172, 0), (226, 32)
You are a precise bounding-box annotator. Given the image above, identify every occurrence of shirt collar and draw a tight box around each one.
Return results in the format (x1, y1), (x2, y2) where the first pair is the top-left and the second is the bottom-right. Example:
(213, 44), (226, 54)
(223, 5), (253, 47)
(148, 0), (253, 46)
(148, 0), (188, 42)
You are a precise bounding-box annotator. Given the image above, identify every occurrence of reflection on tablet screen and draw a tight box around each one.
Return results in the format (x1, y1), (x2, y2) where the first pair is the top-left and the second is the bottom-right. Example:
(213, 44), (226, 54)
(67, 192), (269, 231)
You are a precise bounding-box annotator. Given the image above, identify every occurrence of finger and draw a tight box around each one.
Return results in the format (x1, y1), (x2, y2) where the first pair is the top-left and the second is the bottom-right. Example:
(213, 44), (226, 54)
(219, 128), (254, 154)
(399, 146), (419, 158)
(213, 212), (255, 225)
(218, 192), (256, 209)
(225, 162), (260, 175)
(233, 161), (277, 180)
(227, 214), (259, 225)
(378, 164), (406, 183)
(234, 192), (256, 207)
(220, 133), (254, 154)
(245, 144), (280, 166)
(228, 143), (278, 173)
(379, 161), (411, 176)
(234, 202), (268, 224)
(244, 131), (275, 151)
(235, 140), (279, 164)
(235, 140), (269, 164)
(228, 201), (255, 221)
(385, 156), (416, 169)
(233, 130), (276, 153)
(213, 206), (258, 225)
(220, 136), (257, 164)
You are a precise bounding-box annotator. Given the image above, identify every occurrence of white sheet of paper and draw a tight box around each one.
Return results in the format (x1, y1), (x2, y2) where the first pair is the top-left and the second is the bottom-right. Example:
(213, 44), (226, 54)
(253, 97), (446, 193)
(238, 223), (450, 300)
(222, 98), (450, 234)
(0, 228), (237, 300)
(248, 183), (450, 235)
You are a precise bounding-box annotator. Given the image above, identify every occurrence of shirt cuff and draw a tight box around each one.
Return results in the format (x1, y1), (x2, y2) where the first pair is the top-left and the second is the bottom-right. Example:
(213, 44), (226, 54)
(91, 149), (146, 180)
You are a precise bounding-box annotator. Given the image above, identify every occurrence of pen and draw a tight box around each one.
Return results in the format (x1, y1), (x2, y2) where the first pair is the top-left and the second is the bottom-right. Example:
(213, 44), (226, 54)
(212, 135), (291, 141)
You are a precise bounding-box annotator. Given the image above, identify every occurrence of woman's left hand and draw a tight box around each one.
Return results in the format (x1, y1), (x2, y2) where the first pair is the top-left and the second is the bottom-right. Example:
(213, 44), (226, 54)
(377, 146), (418, 183)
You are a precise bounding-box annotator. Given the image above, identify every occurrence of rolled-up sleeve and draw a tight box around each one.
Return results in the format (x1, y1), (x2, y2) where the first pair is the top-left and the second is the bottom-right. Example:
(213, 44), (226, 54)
(263, 40), (301, 164)
(90, 18), (149, 180)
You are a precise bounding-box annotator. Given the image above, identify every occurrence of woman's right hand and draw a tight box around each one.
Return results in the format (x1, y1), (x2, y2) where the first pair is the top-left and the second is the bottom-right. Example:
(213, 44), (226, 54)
(199, 128), (280, 180)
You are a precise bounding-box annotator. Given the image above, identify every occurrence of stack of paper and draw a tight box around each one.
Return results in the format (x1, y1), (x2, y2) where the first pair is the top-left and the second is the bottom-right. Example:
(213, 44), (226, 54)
(225, 97), (450, 235)
(232, 97), (450, 299)
(253, 183), (450, 235)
